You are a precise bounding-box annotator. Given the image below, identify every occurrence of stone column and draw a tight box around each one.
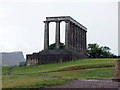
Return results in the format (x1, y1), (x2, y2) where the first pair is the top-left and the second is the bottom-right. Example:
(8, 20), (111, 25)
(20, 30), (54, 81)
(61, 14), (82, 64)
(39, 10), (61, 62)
(84, 30), (86, 53)
(72, 25), (74, 51)
(114, 60), (120, 81)
(80, 28), (82, 52)
(55, 21), (60, 49)
(78, 27), (80, 52)
(82, 29), (84, 52)
(83, 30), (85, 53)
(85, 31), (87, 53)
(81, 29), (83, 52)
(76, 27), (78, 51)
(65, 21), (70, 50)
(71, 23), (74, 50)
(76, 26), (79, 52)
(69, 23), (72, 50)
(74, 25), (77, 51)
(74, 25), (76, 51)
(44, 21), (49, 50)
(82, 30), (84, 52)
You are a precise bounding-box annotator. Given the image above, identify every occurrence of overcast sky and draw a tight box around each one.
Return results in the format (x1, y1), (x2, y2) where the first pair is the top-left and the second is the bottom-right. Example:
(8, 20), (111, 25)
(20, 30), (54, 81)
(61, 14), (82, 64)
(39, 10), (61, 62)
(0, 0), (118, 57)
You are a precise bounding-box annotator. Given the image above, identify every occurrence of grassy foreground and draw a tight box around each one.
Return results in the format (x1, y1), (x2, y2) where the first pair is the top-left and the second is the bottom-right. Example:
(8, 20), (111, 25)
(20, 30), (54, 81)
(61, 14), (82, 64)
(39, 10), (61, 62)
(2, 58), (117, 88)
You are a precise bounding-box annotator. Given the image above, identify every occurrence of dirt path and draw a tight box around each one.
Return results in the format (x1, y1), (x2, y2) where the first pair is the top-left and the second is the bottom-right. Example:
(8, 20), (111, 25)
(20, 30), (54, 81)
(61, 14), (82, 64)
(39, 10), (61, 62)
(48, 79), (120, 88)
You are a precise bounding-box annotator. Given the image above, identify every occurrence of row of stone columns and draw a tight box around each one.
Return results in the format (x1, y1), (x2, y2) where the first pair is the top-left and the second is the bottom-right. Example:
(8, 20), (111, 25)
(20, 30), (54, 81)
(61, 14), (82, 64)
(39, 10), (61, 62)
(44, 20), (87, 53)
(65, 21), (87, 53)
(44, 21), (61, 50)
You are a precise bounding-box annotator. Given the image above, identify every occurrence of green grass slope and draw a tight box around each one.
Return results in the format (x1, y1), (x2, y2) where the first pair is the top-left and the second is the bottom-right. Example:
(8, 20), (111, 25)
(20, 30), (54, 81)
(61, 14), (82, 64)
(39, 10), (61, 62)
(2, 58), (117, 88)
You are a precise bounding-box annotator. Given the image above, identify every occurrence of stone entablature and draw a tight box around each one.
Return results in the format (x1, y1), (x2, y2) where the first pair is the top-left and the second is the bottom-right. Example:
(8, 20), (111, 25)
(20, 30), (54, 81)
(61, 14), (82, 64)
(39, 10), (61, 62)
(45, 16), (87, 31)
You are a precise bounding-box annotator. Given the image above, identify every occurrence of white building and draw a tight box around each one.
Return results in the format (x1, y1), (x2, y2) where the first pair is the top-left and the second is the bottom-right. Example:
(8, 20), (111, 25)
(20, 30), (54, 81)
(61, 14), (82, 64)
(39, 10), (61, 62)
(1, 51), (25, 66)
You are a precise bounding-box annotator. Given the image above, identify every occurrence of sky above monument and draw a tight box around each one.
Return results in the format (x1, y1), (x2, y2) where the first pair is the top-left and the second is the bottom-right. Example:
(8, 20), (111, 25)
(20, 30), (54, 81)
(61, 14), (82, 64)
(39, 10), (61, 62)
(0, 0), (118, 57)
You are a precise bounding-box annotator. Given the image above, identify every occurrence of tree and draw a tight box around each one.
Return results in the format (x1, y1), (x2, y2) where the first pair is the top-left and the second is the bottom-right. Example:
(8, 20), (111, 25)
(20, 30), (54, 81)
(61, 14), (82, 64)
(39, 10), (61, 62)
(87, 43), (116, 58)
(48, 42), (117, 58)
(87, 43), (101, 58)
(49, 42), (65, 50)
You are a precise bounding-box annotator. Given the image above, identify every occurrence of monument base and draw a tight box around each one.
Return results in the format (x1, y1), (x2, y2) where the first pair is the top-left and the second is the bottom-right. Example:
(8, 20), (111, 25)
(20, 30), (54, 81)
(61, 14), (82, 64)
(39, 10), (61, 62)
(26, 49), (87, 66)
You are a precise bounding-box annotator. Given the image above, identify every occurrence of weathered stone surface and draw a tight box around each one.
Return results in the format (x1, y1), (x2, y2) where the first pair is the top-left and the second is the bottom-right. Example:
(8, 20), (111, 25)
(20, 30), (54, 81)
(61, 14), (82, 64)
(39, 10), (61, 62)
(55, 21), (60, 49)
(114, 60), (120, 81)
(26, 16), (87, 65)
(44, 21), (49, 50)
(26, 49), (86, 66)
(65, 21), (70, 50)
(46, 16), (87, 31)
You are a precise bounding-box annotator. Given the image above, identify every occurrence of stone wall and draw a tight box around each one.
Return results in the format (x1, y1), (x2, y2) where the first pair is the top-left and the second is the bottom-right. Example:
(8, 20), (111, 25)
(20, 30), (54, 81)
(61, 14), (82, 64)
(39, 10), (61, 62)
(114, 60), (120, 81)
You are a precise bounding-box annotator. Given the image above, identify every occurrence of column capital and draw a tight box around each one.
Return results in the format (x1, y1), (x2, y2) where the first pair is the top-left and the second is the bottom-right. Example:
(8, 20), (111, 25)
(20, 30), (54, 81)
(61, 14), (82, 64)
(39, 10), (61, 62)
(71, 22), (76, 26)
(65, 20), (71, 23)
(55, 21), (61, 23)
(43, 21), (50, 23)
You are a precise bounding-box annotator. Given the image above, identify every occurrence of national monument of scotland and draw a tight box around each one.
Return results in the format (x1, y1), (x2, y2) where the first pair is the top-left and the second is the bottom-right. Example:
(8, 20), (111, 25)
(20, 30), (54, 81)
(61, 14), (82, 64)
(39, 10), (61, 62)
(26, 16), (87, 65)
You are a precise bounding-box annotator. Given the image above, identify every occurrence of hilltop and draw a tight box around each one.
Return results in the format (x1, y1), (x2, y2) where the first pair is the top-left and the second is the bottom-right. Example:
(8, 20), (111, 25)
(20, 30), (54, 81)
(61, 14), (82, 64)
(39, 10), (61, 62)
(2, 58), (117, 88)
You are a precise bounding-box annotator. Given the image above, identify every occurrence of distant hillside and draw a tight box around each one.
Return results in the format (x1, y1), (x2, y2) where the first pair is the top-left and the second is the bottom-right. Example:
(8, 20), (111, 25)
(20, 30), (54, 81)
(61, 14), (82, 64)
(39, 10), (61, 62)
(1, 51), (25, 66)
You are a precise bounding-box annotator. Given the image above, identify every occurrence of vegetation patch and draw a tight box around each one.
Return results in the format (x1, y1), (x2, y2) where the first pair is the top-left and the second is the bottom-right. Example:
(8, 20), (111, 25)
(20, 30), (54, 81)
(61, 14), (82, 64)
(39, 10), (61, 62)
(2, 58), (117, 88)
(2, 58), (116, 75)
(2, 75), (71, 88)
(40, 67), (114, 79)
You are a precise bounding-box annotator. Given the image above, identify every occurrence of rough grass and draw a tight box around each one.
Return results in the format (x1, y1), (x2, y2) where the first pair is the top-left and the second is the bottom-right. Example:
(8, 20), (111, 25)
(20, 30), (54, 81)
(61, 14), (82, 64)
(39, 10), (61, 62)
(40, 67), (114, 79)
(2, 58), (117, 88)
(2, 66), (10, 74)
(2, 58), (116, 75)
(2, 75), (70, 88)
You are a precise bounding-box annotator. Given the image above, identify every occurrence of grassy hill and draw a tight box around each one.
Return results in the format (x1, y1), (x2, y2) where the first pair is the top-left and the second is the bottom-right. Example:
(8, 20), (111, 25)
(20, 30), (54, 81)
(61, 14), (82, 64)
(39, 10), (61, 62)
(2, 58), (117, 88)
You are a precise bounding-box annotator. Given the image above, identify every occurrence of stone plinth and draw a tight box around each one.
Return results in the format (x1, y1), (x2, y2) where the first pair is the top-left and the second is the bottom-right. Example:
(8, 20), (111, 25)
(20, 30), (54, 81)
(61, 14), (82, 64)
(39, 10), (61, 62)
(26, 49), (86, 66)
(114, 60), (120, 81)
